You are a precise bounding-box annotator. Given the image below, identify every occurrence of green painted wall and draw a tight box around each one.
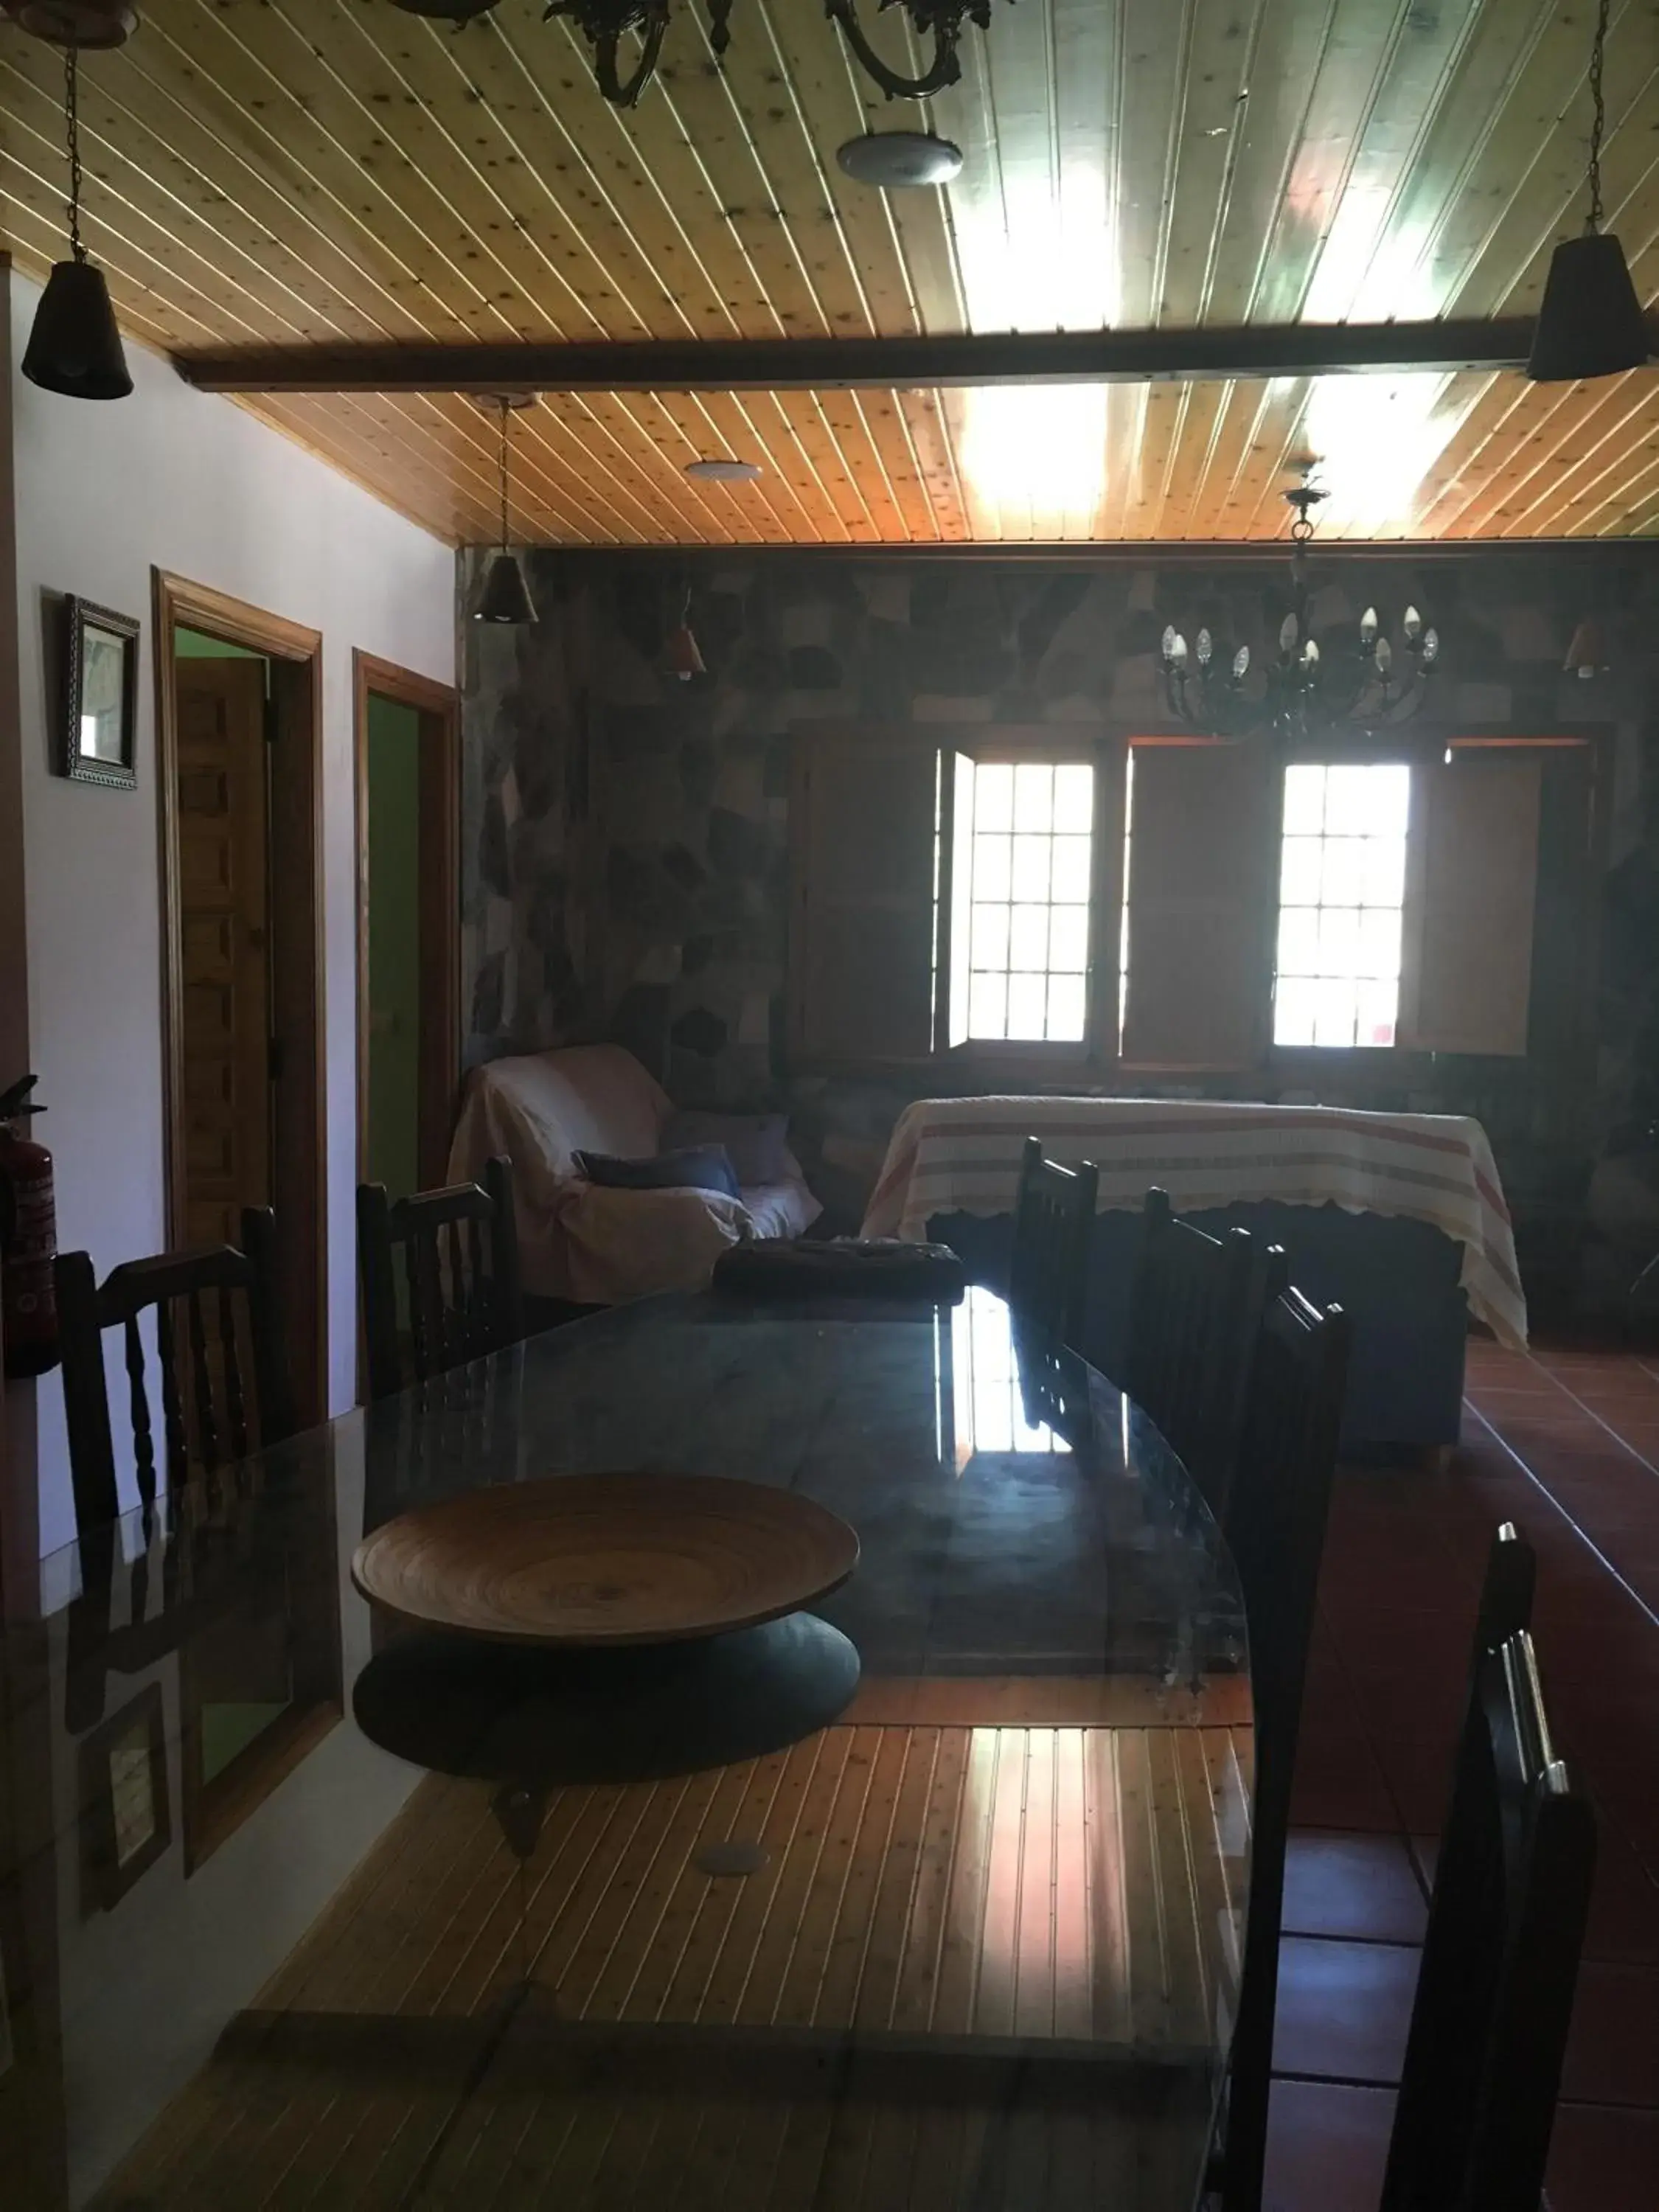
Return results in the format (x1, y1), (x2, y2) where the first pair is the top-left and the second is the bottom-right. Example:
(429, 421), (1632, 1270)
(175, 625), (265, 664)
(366, 693), (423, 1200)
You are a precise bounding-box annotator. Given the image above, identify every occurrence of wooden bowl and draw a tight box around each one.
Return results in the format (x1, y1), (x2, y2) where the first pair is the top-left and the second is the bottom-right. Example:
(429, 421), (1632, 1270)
(350, 1475), (859, 1649)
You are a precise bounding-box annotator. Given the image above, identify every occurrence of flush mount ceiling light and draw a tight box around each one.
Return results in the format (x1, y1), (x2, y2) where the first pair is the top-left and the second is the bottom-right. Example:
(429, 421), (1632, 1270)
(1161, 476), (1441, 744)
(684, 457), (762, 481)
(835, 131), (964, 188)
(8, 0), (136, 46)
(384, 0), (1012, 109)
(21, 44), (132, 400)
(1527, 0), (1649, 383)
(473, 395), (538, 626)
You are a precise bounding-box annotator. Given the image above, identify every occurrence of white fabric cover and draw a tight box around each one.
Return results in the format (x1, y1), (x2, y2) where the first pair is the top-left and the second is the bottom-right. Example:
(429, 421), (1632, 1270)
(447, 1043), (821, 1303)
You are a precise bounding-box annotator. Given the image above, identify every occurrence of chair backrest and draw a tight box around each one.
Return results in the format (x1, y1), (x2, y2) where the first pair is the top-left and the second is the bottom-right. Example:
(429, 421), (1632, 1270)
(1007, 1135), (1098, 1349)
(1215, 1281), (1352, 2212)
(1382, 1535), (1593, 2212)
(55, 1207), (293, 1537)
(358, 1155), (524, 1402)
(1123, 1187), (1270, 1519)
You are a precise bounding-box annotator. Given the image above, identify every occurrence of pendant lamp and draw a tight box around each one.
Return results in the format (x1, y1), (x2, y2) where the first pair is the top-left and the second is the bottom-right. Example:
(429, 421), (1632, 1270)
(1527, 0), (1649, 383)
(22, 45), (132, 400)
(473, 397), (536, 626)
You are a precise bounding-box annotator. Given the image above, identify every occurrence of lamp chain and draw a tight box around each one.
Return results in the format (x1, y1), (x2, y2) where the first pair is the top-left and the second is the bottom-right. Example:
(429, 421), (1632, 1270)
(498, 399), (510, 550)
(1587, 0), (1610, 235)
(65, 44), (86, 264)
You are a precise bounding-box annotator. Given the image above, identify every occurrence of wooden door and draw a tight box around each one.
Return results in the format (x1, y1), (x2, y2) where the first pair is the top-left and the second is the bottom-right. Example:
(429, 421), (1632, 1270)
(175, 661), (271, 1248)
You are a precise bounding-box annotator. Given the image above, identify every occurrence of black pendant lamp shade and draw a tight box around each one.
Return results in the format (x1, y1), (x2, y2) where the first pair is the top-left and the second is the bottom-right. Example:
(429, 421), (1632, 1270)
(1528, 0), (1650, 384)
(473, 397), (536, 626)
(1527, 231), (1648, 383)
(23, 257), (132, 400)
(476, 549), (537, 627)
(23, 46), (132, 402)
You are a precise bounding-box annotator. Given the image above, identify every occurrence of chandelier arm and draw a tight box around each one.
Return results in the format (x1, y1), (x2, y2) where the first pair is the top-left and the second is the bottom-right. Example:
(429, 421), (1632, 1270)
(823, 0), (967, 100)
(593, 12), (671, 103)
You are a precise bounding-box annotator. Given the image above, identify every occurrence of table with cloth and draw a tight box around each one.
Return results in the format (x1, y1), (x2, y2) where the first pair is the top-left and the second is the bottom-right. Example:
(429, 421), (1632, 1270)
(863, 1097), (1528, 1448)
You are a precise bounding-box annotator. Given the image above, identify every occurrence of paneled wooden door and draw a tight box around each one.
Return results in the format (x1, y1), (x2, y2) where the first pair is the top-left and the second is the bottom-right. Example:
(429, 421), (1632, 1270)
(175, 660), (273, 1248)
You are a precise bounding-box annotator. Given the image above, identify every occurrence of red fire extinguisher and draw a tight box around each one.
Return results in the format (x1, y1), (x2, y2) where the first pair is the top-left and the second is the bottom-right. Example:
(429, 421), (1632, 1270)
(0, 1074), (59, 1379)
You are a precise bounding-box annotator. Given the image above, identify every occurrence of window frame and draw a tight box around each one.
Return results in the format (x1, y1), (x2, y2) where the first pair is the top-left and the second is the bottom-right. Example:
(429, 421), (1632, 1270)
(1266, 728), (1600, 1077)
(933, 726), (1124, 1080)
(786, 717), (1603, 1084)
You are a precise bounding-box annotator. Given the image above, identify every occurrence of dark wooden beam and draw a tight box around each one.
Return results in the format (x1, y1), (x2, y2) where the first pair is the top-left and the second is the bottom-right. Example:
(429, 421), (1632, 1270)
(172, 318), (1604, 394)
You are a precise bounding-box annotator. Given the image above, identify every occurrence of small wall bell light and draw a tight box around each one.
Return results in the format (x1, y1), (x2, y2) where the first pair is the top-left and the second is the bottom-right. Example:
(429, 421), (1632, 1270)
(1527, 0), (1649, 383)
(664, 584), (705, 681)
(473, 397), (536, 627)
(21, 45), (133, 400)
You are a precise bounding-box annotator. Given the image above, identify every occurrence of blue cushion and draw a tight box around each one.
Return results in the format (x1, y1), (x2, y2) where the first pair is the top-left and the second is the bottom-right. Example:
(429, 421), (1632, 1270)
(574, 1144), (740, 1200)
(662, 1110), (790, 1186)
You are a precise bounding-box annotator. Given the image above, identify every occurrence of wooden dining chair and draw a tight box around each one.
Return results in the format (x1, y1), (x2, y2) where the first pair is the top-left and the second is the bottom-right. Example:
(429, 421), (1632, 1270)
(1214, 1279), (1352, 2212)
(1380, 1576), (1594, 2210)
(358, 1155), (524, 1402)
(1123, 1187), (1269, 1520)
(1007, 1135), (1099, 1349)
(55, 1208), (294, 1539)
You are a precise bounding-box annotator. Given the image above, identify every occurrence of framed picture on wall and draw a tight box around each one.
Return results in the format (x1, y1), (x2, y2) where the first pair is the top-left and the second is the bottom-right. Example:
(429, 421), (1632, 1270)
(59, 594), (139, 790)
(79, 1682), (170, 1913)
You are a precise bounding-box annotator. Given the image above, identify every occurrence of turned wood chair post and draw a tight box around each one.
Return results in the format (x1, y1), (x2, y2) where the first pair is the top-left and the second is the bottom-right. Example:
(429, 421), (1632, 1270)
(357, 1157), (524, 1402)
(56, 1247), (121, 1537)
(482, 1154), (524, 1346)
(1009, 1135), (1099, 1352)
(55, 1227), (296, 1542)
(1219, 1281), (1352, 2212)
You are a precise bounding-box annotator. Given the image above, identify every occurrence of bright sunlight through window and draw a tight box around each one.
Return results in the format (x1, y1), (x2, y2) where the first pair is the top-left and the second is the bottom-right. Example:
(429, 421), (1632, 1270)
(949, 759), (1094, 1045)
(1273, 763), (1411, 1048)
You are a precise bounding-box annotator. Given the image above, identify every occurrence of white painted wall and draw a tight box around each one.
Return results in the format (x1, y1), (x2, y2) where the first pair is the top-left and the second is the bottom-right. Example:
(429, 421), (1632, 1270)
(10, 271), (457, 1555)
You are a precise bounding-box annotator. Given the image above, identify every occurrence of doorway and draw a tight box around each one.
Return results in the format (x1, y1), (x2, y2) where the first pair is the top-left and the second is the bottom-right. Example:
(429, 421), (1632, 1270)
(353, 653), (459, 1204)
(154, 573), (325, 1427)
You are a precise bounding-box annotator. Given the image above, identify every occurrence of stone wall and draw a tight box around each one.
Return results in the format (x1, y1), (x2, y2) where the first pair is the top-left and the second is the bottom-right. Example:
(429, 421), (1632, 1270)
(459, 546), (1659, 1322)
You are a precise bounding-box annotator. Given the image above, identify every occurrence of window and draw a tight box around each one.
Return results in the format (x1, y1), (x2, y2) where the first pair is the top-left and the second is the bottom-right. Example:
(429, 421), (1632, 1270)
(947, 758), (1094, 1045)
(1273, 762), (1411, 1048)
(788, 725), (1554, 1074)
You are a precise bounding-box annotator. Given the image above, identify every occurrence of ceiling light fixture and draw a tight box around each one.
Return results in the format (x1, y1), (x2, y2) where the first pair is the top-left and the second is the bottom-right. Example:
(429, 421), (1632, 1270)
(384, 0), (1009, 110)
(21, 43), (132, 401)
(473, 396), (537, 626)
(1526, 0), (1649, 383)
(684, 457), (762, 481)
(1161, 476), (1441, 743)
(10, 0), (136, 44)
(835, 131), (964, 188)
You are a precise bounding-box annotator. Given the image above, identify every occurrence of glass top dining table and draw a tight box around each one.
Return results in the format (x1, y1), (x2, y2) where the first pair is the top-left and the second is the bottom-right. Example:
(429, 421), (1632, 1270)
(2, 1284), (1251, 2212)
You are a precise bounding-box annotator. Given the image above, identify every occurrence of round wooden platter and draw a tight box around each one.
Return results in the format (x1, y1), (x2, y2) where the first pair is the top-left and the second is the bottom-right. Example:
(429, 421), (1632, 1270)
(350, 1475), (860, 1649)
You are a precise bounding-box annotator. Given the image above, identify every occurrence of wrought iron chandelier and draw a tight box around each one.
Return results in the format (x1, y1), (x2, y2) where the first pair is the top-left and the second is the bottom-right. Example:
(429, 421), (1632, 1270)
(1160, 482), (1441, 744)
(389, 0), (1011, 108)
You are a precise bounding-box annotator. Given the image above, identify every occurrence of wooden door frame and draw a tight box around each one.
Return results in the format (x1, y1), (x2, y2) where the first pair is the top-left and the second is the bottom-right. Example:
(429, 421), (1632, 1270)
(352, 651), (460, 1193)
(153, 572), (327, 1427)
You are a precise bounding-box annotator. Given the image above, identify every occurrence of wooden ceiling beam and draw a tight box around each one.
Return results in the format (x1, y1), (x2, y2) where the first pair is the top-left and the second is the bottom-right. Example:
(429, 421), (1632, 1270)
(170, 318), (1630, 394)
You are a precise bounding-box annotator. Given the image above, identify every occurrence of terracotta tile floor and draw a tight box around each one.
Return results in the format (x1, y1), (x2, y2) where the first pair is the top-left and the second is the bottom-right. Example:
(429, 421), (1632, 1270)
(1264, 1344), (1659, 2211)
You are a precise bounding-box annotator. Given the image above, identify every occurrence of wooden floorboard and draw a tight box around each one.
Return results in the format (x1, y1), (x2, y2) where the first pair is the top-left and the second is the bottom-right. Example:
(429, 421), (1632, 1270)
(92, 1719), (1248, 2211)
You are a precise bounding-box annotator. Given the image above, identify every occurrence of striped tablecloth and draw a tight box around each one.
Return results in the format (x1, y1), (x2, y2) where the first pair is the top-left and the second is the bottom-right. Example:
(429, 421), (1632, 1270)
(861, 1096), (1528, 1349)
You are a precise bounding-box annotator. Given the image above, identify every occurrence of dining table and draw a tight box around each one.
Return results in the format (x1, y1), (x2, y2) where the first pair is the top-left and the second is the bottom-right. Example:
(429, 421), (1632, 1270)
(0, 1283), (1252, 2212)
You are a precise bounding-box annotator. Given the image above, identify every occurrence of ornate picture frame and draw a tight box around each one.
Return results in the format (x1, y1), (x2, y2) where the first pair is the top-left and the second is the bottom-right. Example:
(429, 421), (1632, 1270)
(79, 1681), (170, 1913)
(60, 595), (139, 790)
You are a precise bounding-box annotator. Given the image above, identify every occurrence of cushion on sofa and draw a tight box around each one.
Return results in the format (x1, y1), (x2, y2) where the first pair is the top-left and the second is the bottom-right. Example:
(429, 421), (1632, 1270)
(575, 1144), (741, 1199)
(661, 1110), (790, 1186)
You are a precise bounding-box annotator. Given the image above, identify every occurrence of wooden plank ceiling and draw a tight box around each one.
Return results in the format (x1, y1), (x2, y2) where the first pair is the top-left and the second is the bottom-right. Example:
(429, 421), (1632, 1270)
(2, 0), (1658, 546)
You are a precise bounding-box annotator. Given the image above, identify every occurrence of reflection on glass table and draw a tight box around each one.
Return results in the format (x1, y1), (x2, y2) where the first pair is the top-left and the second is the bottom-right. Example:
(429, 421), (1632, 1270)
(1, 1286), (1251, 2212)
